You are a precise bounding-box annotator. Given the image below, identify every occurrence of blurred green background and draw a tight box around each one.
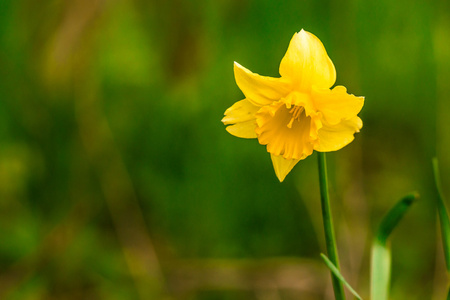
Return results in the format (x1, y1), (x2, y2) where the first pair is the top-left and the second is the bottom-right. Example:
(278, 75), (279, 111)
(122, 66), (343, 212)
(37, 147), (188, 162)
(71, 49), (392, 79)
(1, 0), (450, 299)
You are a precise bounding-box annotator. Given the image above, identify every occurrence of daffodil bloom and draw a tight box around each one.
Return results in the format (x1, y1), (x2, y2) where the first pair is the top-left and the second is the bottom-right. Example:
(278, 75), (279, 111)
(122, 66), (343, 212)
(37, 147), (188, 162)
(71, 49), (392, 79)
(222, 29), (364, 182)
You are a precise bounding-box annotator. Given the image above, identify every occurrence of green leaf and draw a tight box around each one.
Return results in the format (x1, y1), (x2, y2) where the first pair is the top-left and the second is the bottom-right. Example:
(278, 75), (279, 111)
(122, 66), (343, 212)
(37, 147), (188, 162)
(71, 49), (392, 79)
(432, 157), (450, 273)
(320, 253), (363, 300)
(370, 193), (417, 300)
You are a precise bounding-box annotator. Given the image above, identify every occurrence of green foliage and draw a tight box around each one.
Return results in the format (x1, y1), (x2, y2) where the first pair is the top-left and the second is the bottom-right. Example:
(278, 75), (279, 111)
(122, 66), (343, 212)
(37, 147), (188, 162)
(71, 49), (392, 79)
(321, 253), (362, 300)
(433, 158), (450, 273)
(433, 158), (450, 298)
(371, 194), (417, 300)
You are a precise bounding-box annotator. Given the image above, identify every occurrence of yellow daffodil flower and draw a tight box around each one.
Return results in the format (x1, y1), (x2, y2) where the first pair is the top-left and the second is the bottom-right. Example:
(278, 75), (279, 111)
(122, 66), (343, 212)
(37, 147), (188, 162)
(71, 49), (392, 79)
(222, 29), (364, 182)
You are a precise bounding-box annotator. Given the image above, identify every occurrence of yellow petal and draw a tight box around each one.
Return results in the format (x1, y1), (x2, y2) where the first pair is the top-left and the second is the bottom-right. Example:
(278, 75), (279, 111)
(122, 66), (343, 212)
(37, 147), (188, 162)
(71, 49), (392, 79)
(314, 116), (363, 152)
(271, 153), (300, 182)
(234, 62), (291, 106)
(279, 30), (336, 91)
(312, 86), (364, 125)
(222, 99), (259, 138)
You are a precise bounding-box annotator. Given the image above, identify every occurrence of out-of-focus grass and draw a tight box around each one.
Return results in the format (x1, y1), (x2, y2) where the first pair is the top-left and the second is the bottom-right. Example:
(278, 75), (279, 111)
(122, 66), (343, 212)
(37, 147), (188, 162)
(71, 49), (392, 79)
(0, 0), (448, 299)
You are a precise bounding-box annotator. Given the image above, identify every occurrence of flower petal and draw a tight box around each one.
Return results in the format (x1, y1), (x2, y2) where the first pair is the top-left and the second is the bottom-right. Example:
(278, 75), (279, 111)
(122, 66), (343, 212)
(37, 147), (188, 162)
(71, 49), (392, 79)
(312, 86), (364, 125)
(271, 153), (300, 182)
(279, 30), (336, 90)
(222, 99), (259, 138)
(315, 116), (363, 152)
(234, 62), (291, 106)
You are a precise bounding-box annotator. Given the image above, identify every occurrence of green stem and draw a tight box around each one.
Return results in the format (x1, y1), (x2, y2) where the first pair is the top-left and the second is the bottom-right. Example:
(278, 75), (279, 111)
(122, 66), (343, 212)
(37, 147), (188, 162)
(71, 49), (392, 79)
(317, 152), (346, 300)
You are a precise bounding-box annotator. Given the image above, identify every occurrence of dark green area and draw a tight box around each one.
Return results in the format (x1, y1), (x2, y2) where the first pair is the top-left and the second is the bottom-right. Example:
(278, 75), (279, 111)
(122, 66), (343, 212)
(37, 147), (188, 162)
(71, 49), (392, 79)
(0, 0), (449, 299)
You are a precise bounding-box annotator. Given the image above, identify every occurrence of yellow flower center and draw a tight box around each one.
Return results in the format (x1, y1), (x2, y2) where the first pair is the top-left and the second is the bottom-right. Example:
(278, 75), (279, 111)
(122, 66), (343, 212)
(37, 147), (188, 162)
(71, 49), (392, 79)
(255, 94), (322, 160)
(286, 105), (305, 128)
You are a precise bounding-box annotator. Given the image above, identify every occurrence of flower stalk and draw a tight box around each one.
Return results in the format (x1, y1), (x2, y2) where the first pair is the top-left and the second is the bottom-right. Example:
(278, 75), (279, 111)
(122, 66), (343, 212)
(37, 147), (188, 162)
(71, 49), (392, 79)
(317, 152), (346, 300)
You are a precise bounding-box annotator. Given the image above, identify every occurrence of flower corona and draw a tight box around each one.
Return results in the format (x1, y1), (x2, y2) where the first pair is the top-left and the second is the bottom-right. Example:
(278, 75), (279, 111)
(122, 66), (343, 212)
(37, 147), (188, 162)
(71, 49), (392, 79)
(222, 29), (364, 181)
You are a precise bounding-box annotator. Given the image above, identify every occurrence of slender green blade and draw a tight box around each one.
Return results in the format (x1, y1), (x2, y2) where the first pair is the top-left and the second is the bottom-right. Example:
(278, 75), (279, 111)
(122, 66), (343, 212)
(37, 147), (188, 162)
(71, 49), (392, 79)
(432, 158), (450, 273)
(320, 253), (363, 300)
(375, 193), (417, 245)
(371, 240), (391, 300)
(370, 193), (417, 300)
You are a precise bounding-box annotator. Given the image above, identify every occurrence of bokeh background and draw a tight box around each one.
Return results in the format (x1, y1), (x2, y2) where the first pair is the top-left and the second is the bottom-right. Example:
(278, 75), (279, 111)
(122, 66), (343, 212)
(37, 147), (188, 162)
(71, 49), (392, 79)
(1, 0), (450, 299)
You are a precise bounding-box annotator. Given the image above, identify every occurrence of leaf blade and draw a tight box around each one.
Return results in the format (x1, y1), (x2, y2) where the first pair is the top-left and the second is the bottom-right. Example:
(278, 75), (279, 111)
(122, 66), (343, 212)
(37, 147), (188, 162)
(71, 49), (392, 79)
(432, 157), (450, 273)
(370, 193), (417, 300)
(320, 253), (363, 300)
